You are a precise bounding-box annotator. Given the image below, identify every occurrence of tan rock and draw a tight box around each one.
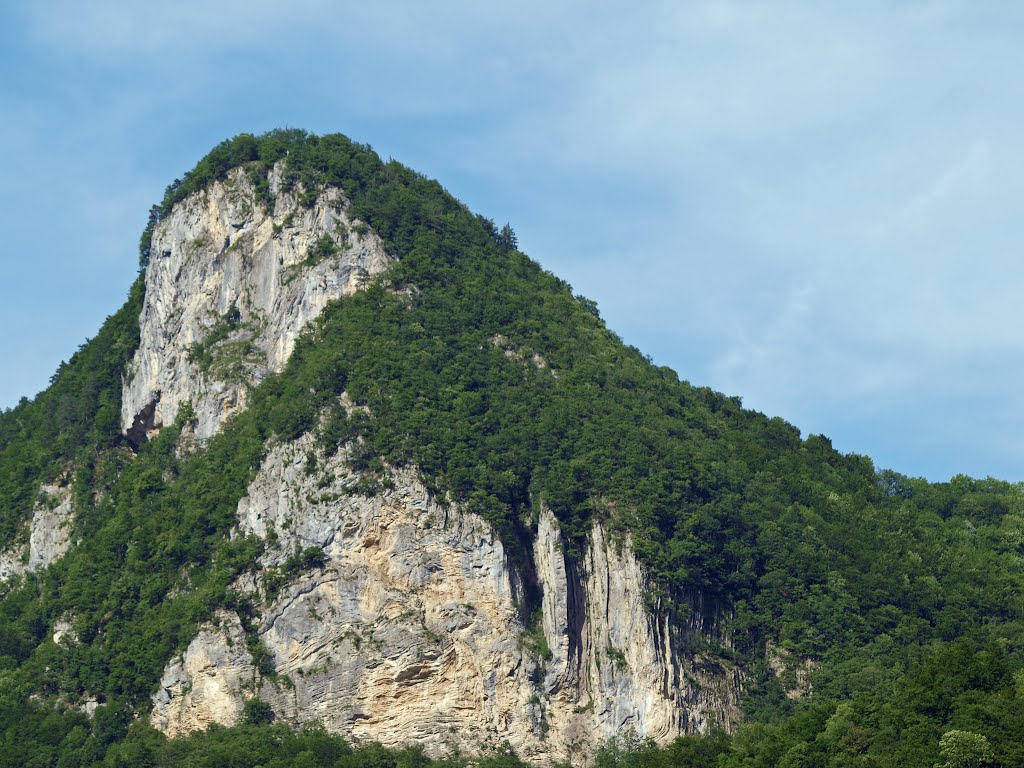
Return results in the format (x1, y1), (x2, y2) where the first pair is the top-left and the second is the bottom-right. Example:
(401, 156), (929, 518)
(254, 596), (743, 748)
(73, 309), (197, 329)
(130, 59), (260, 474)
(152, 436), (741, 764)
(152, 610), (254, 733)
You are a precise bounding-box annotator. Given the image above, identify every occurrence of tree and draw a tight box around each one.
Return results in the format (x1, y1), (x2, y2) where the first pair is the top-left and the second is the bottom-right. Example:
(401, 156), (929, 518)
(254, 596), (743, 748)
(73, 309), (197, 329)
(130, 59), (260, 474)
(937, 730), (993, 768)
(497, 223), (518, 250)
(241, 698), (275, 725)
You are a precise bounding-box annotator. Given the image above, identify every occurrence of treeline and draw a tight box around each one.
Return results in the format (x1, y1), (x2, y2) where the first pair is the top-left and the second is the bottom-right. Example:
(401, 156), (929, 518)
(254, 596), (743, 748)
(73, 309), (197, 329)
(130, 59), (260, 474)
(0, 702), (531, 768)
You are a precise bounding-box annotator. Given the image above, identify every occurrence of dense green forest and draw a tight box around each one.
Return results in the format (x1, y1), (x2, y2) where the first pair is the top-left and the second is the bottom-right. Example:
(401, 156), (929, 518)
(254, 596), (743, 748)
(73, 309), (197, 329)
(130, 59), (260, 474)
(1, 130), (1023, 767)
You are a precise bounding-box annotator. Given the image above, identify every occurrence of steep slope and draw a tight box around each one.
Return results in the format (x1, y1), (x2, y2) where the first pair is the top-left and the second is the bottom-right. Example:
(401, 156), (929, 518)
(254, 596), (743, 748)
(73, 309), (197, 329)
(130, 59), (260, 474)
(0, 278), (142, 574)
(1, 130), (1024, 768)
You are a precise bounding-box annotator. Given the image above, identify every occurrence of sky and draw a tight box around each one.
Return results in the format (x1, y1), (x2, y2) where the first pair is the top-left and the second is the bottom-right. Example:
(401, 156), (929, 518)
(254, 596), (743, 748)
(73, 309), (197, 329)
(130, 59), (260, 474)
(1, 0), (1023, 482)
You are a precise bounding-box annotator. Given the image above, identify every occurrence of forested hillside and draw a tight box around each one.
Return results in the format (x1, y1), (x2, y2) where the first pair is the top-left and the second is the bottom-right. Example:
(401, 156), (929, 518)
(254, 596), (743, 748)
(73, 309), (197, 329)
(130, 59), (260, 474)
(1, 130), (1022, 767)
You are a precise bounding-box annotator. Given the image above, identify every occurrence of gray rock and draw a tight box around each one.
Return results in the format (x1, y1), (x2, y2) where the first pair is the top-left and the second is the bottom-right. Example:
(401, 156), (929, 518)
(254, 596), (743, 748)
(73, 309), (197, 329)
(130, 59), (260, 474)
(121, 163), (391, 442)
(153, 436), (741, 764)
(1, 481), (74, 582)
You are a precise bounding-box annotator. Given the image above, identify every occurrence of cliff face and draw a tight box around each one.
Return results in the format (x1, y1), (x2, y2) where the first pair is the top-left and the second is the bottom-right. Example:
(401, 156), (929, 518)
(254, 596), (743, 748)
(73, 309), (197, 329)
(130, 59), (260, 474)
(534, 510), (741, 750)
(149, 440), (741, 763)
(4, 164), (389, 580)
(121, 163), (391, 442)
(0, 481), (72, 582)
(115, 166), (740, 762)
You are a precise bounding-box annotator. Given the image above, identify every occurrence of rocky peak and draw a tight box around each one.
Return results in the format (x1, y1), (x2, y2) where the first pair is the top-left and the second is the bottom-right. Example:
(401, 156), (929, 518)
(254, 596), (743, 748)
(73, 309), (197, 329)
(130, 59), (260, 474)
(120, 163), (391, 442)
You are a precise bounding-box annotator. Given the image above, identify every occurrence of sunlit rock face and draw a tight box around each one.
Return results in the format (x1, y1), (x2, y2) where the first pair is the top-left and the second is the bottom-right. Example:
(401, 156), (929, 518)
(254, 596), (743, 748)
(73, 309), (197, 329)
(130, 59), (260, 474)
(121, 163), (391, 443)
(151, 434), (742, 764)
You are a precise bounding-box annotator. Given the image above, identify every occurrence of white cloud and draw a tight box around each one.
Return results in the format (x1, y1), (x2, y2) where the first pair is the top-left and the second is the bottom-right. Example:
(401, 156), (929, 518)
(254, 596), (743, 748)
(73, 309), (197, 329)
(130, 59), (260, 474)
(896, 137), (991, 224)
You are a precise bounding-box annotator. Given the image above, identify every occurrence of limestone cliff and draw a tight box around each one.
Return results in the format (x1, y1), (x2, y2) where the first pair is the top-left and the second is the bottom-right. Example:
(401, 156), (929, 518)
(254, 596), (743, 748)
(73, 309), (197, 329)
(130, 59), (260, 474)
(121, 163), (391, 442)
(150, 437), (741, 763)
(0, 481), (73, 582)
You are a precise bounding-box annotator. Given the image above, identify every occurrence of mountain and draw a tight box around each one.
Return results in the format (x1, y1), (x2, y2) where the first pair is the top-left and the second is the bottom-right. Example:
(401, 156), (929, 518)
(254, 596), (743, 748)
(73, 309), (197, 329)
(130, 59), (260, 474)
(1, 130), (1023, 768)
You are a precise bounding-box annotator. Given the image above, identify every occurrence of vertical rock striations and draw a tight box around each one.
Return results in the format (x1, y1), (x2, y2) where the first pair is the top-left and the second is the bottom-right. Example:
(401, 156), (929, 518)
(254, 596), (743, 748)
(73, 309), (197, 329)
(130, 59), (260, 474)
(531, 509), (741, 756)
(151, 437), (741, 763)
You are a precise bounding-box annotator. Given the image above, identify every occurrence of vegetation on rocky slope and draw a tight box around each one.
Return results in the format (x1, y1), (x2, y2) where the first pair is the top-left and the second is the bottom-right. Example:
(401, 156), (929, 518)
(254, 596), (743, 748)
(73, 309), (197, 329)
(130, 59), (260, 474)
(2, 130), (1024, 766)
(0, 277), (143, 544)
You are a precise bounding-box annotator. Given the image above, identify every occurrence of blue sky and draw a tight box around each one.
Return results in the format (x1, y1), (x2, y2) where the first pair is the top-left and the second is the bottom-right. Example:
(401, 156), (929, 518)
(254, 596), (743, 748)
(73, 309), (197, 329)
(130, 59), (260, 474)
(1, 0), (1023, 482)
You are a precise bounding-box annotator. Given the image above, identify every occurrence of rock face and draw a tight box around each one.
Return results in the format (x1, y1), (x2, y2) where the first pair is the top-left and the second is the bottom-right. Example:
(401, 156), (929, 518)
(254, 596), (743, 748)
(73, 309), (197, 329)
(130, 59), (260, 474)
(534, 510), (741, 751)
(0, 482), (73, 582)
(156, 436), (537, 753)
(151, 611), (254, 733)
(121, 164), (391, 442)
(151, 436), (742, 763)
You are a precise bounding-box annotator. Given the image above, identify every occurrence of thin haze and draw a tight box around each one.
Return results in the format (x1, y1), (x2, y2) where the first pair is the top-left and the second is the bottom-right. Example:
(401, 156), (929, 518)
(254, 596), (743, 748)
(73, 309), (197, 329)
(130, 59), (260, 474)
(1, 1), (1022, 482)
